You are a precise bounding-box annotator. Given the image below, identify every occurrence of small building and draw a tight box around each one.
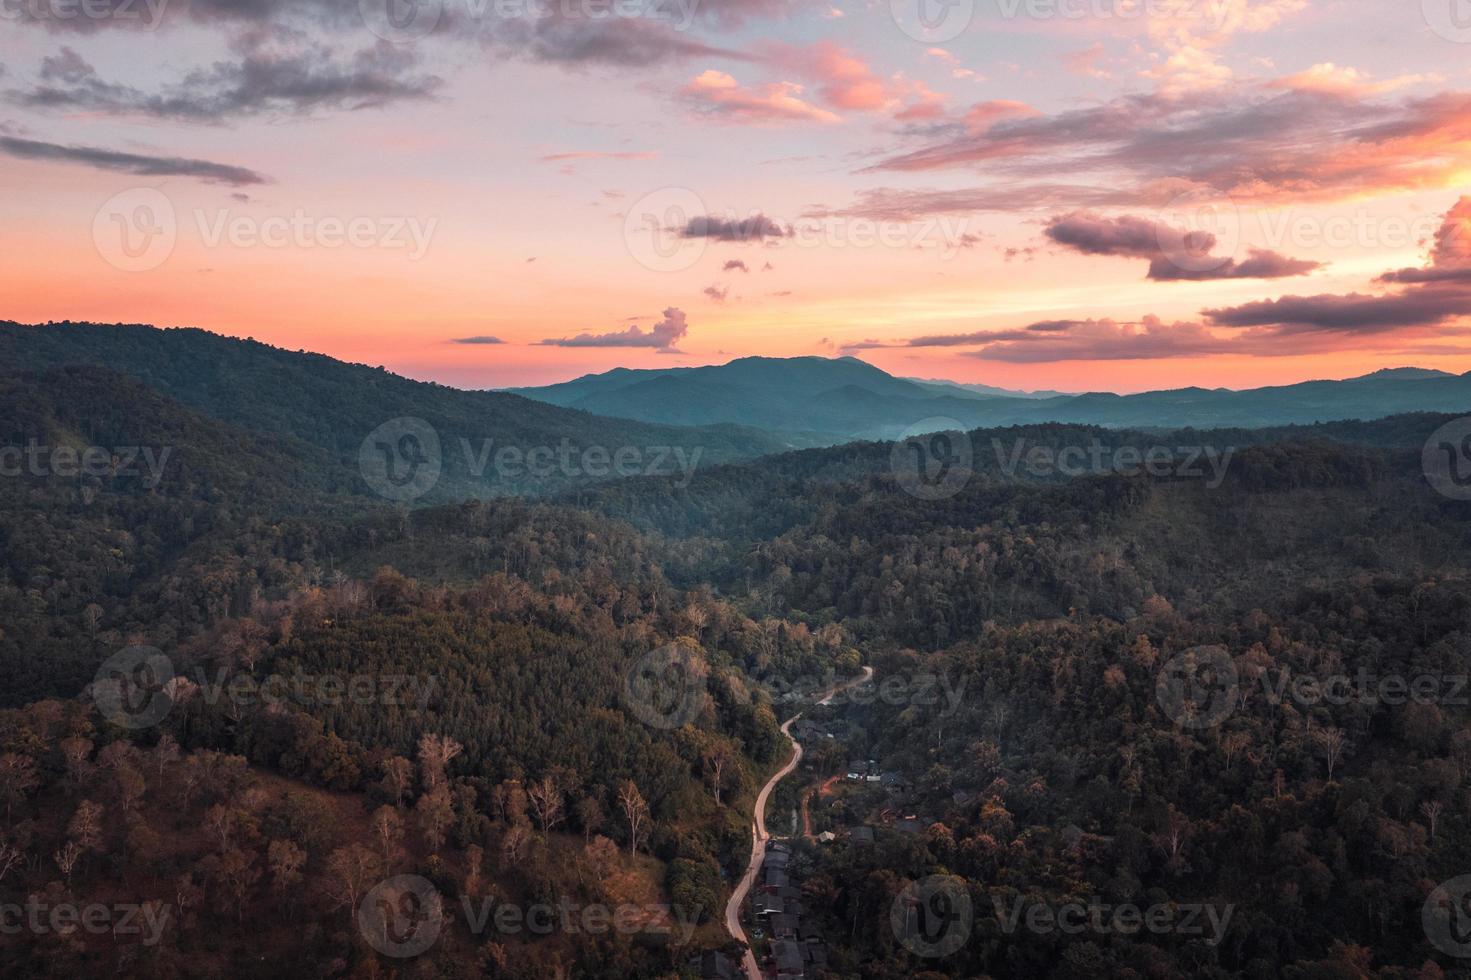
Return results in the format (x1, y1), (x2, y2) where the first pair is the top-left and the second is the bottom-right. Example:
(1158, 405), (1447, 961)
(693, 951), (736, 980)
(772, 940), (805, 977)
(816, 830), (836, 843)
(770, 912), (799, 939)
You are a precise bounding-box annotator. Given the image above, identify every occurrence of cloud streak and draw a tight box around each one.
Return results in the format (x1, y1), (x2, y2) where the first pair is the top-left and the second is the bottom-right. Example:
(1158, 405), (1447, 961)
(0, 135), (267, 185)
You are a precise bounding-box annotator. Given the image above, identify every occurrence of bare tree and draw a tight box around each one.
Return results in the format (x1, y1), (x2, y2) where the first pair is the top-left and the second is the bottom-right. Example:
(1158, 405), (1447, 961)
(54, 841), (83, 880)
(1421, 799), (1445, 840)
(618, 780), (650, 857)
(371, 805), (405, 866)
(0, 839), (21, 882)
(527, 776), (565, 835)
(379, 756), (413, 808)
(415, 785), (454, 853)
(59, 737), (94, 790)
(69, 799), (106, 856)
(325, 844), (381, 913)
(0, 754), (39, 825)
(152, 734), (181, 779)
(417, 734), (463, 792)
(267, 839), (306, 896)
(1312, 727), (1348, 781)
(703, 742), (734, 806)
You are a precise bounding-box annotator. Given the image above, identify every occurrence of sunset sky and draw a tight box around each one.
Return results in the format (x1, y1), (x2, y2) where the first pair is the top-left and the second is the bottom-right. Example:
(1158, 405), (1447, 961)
(3, 0), (1471, 391)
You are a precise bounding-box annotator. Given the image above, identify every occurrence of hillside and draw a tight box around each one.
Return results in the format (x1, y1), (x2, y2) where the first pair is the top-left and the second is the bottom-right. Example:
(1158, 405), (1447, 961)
(0, 322), (794, 500)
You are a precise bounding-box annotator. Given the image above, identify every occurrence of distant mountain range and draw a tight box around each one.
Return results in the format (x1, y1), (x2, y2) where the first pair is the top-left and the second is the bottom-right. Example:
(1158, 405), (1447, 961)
(510, 357), (1471, 440)
(0, 322), (793, 500)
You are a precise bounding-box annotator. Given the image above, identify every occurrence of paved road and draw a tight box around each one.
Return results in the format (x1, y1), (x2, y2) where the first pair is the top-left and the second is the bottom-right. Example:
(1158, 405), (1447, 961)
(724, 666), (875, 980)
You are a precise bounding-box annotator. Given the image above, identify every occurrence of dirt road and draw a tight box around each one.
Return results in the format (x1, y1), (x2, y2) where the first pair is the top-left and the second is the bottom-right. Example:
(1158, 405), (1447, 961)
(723, 666), (874, 980)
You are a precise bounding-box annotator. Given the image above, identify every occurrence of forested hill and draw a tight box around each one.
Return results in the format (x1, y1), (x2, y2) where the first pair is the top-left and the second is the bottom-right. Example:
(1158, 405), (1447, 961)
(0, 321), (792, 500)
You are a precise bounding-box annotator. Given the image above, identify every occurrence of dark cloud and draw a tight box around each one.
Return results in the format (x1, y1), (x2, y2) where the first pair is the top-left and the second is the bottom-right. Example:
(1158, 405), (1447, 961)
(451, 335), (506, 344)
(1207, 197), (1471, 334)
(0, 134), (267, 184)
(682, 213), (789, 241)
(1202, 287), (1471, 334)
(12, 39), (440, 121)
(722, 259), (749, 272)
(492, 16), (750, 66)
(540, 307), (688, 353)
(703, 285), (729, 302)
(1044, 211), (1320, 281)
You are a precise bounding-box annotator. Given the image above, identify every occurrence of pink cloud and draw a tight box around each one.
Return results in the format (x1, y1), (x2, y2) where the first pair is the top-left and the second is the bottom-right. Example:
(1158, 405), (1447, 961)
(681, 70), (838, 124)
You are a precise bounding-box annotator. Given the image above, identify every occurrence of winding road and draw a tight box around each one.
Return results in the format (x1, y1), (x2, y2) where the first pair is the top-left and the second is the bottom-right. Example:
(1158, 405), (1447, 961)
(724, 666), (874, 980)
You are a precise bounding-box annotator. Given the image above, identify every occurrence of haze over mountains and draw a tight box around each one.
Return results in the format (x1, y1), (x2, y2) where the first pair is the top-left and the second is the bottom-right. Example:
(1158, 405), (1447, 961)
(511, 356), (1471, 442)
